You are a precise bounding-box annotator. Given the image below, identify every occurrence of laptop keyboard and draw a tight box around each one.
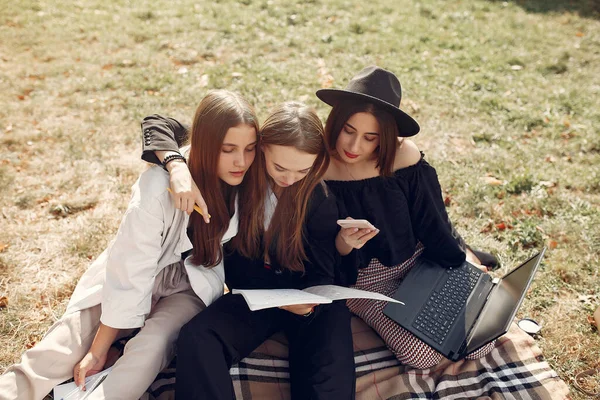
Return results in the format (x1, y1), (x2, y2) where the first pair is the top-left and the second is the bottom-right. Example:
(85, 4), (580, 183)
(412, 264), (481, 345)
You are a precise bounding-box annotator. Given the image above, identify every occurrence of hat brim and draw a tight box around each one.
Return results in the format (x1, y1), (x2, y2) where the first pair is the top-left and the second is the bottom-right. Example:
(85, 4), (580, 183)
(316, 89), (420, 137)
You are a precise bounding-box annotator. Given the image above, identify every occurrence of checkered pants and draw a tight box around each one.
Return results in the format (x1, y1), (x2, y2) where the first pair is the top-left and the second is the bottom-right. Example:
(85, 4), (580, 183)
(347, 243), (495, 369)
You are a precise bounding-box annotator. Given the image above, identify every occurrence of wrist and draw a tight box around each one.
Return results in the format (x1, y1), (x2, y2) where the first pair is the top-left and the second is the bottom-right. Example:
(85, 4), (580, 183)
(162, 153), (186, 171)
(165, 158), (187, 173)
(336, 233), (353, 256)
(88, 345), (107, 361)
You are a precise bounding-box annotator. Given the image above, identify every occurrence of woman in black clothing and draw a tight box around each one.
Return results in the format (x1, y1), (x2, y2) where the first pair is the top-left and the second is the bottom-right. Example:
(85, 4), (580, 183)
(141, 103), (355, 399)
(318, 65), (497, 368)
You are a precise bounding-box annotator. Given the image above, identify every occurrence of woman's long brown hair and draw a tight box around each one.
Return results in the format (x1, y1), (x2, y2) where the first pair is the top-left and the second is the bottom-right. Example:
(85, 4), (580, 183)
(324, 101), (399, 177)
(232, 102), (329, 273)
(187, 90), (258, 267)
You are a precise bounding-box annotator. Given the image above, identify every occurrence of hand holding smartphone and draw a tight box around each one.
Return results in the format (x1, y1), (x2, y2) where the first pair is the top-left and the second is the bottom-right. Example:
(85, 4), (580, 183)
(337, 219), (377, 230)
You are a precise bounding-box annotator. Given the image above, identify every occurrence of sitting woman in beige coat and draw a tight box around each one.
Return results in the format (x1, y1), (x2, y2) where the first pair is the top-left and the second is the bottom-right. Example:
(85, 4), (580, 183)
(0, 90), (259, 400)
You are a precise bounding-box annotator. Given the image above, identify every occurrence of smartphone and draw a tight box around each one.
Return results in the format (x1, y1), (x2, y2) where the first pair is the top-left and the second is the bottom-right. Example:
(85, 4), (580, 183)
(337, 219), (377, 230)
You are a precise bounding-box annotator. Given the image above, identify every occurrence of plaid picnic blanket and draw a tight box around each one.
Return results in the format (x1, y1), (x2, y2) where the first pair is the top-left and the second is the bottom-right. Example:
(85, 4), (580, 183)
(144, 317), (569, 400)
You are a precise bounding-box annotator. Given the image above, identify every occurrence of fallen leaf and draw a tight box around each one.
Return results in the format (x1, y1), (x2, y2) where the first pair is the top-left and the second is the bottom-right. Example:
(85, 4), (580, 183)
(548, 239), (558, 249)
(481, 176), (504, 186)
(0, 242), (8, 252)
(587, 314), (596, 327)
(403, 99), (420, 114)
(480, 222), (493, 233)
(320, 75), (334, 88)
(496, 222), (506, 230)
(0, 296), (7, 308)
(576, 31), (584, 37)
(444, 195), (452, 206)
(102, 64), (114, 70)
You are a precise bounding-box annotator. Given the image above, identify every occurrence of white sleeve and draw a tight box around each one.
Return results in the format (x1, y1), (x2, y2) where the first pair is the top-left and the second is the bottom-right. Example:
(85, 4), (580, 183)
(100, 203), (164, 329)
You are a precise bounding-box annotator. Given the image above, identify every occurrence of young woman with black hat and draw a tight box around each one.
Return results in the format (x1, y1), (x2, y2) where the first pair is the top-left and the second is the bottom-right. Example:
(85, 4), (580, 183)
(317, 66), (498, 369)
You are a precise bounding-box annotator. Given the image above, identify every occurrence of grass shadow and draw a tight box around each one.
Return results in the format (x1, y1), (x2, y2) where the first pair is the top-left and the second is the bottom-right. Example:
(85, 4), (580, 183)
(489, 0), (600, 19)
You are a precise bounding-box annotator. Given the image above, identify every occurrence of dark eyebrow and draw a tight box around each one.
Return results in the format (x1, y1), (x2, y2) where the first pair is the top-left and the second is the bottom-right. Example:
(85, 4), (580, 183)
(274, 163), (311, 173)
(345, 122), (379, 136)
(223, 140), (258, 147)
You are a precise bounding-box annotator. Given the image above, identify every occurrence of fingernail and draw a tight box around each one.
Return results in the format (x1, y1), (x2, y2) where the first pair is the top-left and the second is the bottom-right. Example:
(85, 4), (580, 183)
(353, 228), (358, 232)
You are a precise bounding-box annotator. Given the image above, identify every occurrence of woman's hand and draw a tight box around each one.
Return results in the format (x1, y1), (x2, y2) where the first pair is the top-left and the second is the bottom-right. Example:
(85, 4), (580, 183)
(73, 322), (120, 390)
(167, 160), (210, 223)
(466, 248), (488, 272)
(279, 303), (318, 316)
(335, 218), (379, 255)
(74, 350), (107, 390)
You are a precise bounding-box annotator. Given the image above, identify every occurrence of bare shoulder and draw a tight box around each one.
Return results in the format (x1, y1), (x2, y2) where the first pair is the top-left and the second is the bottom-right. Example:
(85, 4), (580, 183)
(393, 139), (421, 170)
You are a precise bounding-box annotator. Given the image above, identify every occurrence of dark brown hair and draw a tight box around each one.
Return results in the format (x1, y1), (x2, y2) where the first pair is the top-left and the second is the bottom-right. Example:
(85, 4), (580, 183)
(324, 101), (399, 177)
(232, 102), (329, 272)
(187, 90), (258, 267)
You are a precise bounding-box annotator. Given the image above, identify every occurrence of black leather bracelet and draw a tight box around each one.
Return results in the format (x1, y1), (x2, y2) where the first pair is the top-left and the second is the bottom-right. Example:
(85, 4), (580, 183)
(162, 153), (186, 170)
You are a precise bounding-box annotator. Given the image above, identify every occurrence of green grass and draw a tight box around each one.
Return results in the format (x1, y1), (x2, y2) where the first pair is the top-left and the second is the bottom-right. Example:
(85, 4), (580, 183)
(1, 0), (599, 397)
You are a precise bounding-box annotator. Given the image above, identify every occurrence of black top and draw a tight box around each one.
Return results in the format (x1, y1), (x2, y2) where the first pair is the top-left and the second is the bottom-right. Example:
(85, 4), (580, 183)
(328, 156), (466, 285)
(224, 183), (339, 291)
(140, 114), (339, 290)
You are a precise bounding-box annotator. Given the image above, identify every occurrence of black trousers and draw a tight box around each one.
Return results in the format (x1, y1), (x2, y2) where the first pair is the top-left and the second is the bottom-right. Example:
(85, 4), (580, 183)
(175, 293), (356, 399)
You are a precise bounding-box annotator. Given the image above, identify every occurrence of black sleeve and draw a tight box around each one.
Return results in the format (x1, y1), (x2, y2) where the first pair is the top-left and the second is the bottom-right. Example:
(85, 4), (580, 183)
(299, 184), (340, 289)
(141, 114), (191, 165)
(408, 160), (466, 268)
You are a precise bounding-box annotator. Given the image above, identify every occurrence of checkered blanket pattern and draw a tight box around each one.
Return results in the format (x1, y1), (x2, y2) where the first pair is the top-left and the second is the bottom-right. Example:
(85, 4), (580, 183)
(144, 317), (569, 400)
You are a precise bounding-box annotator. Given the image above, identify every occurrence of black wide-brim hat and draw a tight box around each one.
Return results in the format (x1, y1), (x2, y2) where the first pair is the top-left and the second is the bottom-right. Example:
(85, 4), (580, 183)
(316, 66), (420, 137)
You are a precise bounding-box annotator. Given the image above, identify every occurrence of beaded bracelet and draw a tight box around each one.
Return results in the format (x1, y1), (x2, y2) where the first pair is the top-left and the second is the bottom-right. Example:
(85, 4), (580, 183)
(162, 153), (186, 170)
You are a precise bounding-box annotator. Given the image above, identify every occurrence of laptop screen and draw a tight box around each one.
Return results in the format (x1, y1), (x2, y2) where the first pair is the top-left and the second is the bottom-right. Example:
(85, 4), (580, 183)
(466, 249), (545, 353)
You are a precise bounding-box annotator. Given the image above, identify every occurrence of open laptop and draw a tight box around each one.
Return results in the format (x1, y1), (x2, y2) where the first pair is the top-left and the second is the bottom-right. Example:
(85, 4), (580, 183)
(383, 248), (546, 361)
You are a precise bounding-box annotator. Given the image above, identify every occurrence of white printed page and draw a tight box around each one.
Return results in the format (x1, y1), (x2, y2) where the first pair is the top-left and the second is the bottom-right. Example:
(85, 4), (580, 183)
(302, 285), (404, 304)
(231, 289), (332, 311)
(53, 367), (112, 400)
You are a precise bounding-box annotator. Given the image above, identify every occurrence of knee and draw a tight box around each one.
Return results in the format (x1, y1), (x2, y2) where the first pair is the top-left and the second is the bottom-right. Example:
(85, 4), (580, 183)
(176, 320), (198, 350)
(395, 346), (442, 369)
(176, 320), (217, 354)
(466, 341), (495, 360)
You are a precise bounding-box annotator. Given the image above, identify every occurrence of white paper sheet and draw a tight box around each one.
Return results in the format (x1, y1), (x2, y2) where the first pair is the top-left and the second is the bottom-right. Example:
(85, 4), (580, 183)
(302, 285), (404, 304)
(232, 285), (403, 311)
(232, 289), (331, 311)
(53, 367), (112, 400)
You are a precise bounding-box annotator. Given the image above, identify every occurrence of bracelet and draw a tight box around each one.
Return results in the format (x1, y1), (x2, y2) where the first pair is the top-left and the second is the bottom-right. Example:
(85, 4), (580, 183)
(162, 153), (186, 170)
(302, 307), (315, 317)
